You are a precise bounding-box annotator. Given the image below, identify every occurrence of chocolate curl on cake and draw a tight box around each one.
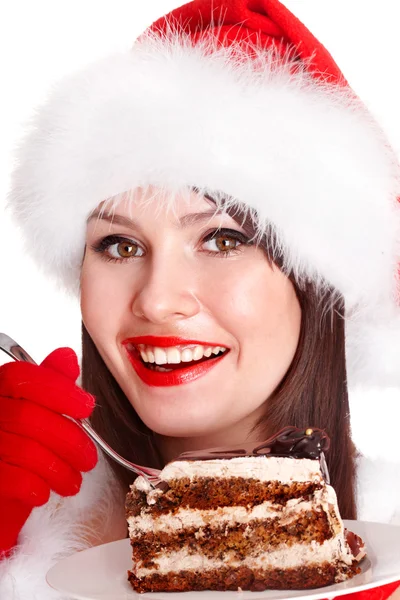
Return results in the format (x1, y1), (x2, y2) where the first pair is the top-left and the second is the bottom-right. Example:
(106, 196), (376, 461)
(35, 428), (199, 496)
(254, 427), (330, 459)
(178, 426), (329, 460)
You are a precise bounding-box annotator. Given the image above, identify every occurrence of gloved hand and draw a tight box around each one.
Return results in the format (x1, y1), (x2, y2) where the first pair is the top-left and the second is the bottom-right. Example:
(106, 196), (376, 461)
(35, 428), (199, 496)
(0, 347), (98, 557)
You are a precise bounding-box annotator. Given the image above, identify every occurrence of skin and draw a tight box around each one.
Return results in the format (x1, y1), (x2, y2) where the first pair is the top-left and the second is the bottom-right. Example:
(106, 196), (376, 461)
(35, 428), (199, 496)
(80, 187), (301, 463)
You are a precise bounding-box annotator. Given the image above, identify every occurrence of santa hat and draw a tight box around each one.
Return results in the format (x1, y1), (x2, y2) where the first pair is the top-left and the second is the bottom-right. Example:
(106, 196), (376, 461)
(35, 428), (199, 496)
(7, 0), (400, 392)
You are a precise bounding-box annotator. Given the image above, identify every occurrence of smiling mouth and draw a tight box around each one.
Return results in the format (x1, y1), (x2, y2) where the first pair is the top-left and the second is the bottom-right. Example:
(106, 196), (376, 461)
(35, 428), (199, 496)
(123, 339), (230, 387)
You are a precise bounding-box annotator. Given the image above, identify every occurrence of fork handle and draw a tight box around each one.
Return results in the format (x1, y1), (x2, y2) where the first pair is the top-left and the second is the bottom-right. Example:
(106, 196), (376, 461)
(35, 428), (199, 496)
(78, 418), (158, 478)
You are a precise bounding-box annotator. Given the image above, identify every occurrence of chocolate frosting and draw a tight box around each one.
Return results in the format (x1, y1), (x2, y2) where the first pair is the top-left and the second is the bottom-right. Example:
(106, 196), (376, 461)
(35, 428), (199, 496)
(177, 426), (331, 482)
(178, 426), (330, 461)
(344, 529), (366, 561)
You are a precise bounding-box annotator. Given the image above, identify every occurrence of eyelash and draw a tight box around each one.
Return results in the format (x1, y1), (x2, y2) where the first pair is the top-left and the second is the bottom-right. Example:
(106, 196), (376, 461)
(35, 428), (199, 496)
(90, 229), (252, 264)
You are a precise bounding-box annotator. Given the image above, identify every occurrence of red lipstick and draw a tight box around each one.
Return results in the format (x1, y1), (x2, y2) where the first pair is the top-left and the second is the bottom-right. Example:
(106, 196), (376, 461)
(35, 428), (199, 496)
(122, 336), (228, 387)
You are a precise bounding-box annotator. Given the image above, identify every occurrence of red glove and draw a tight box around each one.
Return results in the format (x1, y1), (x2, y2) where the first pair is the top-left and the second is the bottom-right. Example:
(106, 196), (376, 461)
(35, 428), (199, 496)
(0, 347), (98, 557)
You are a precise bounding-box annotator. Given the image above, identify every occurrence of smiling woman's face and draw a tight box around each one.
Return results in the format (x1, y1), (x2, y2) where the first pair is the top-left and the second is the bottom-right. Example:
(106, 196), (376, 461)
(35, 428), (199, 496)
(80, 188), (301, 442)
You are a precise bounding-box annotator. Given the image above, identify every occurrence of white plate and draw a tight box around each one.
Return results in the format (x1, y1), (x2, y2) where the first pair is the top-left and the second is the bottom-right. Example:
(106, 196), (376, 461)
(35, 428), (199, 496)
(46, 520), (400, 600)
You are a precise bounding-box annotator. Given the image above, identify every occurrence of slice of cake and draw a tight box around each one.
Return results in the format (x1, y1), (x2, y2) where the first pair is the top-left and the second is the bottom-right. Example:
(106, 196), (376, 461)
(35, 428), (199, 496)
(125, 427), (365, 592)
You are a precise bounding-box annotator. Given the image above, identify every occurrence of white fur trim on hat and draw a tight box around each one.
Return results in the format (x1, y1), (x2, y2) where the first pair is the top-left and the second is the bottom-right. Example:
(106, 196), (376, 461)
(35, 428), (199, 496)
(7, 31), (400, 386)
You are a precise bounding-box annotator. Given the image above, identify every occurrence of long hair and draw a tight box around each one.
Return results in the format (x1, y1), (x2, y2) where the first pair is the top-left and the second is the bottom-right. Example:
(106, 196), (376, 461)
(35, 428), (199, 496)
(81, 202), (356, 520)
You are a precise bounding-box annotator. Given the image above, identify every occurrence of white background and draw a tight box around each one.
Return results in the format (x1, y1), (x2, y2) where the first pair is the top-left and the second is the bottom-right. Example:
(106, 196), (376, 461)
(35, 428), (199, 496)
(1, 0), (400, 363)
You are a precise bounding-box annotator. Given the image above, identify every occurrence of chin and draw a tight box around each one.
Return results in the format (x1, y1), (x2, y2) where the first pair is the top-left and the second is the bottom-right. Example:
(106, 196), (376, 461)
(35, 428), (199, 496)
(140, 419), (212, 439)
(136, 409), (232, 439)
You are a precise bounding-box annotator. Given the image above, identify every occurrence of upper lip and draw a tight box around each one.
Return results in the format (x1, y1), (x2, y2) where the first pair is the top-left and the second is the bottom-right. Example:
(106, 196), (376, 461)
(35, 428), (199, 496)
(122, 336), (228, 348)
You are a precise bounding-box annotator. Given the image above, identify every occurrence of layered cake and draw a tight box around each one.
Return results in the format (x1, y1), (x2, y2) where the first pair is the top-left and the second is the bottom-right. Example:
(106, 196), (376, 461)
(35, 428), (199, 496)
(125, 427), (365, 592)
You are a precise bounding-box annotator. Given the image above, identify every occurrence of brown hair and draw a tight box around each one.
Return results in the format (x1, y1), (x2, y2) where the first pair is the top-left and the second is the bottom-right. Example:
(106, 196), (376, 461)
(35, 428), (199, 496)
(81, 204), (356, 520)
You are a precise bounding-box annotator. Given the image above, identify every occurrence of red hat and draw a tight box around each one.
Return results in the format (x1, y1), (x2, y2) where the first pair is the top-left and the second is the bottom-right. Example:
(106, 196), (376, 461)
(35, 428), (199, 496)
(150, 0), (345, 84)
(7, 0), (400, 395)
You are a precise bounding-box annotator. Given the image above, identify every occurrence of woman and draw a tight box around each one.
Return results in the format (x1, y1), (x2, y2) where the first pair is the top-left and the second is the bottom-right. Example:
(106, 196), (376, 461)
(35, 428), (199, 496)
(1, 0), (399, 598)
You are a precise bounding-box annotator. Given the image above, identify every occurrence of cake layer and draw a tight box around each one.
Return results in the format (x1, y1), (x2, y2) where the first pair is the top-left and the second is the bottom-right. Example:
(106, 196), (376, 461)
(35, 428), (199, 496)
(130, 510), (333, 564)
(131, 536), (354, 579)
(128, 561), (359, 593)
(127, 478), (322, 517)
(128, 487), (340, 534)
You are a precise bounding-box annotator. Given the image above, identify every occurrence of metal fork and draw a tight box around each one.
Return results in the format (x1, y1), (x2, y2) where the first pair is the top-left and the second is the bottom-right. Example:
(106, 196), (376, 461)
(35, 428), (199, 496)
(0, 333), (161, 488)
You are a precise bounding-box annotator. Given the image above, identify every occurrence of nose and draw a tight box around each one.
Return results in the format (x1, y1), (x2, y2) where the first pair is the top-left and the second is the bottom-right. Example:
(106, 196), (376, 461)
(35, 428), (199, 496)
(131, 252), (201, 324)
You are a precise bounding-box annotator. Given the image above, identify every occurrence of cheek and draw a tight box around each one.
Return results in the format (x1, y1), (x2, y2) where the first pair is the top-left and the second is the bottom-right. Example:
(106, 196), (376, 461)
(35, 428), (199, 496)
(80, 258), (127, 342)
(202, 259), (291, 327)
(200, 260), (262, 320)
(207, 261), (301, 368)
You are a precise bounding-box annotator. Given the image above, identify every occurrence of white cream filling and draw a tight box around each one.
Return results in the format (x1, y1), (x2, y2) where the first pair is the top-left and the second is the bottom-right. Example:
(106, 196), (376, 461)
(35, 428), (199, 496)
(134, 535), (354, 577)
(129, 500), (284, 534)
(160, 455), (322, 483)
(128, 487), (341, 535)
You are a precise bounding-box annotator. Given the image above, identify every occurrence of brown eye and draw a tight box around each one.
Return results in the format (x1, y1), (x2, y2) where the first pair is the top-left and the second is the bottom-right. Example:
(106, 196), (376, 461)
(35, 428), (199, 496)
(91, 235), (144, 262)
(106, 239), (144, 259)
(214, 236), (238, 252)
(203, 234), (240, 254)
(116, 241), (139, 258)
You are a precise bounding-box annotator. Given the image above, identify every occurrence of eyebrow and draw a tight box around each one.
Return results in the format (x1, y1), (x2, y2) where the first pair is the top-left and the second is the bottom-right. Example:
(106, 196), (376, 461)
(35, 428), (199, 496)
(87, 208), (224, 231)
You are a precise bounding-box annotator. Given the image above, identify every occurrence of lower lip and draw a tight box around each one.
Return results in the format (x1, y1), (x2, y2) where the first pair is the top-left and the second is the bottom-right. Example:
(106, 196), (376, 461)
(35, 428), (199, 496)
(124, 348), (227, 387)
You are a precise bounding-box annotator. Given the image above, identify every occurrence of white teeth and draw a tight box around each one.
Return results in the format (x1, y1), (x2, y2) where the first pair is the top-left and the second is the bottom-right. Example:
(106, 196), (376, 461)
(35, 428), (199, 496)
(181, 349), (194, 362)
(154, 348), (167, 365)
(133, 344), (227, 365)
(192, 346), (204, 361)
(166, 348), (181, 364)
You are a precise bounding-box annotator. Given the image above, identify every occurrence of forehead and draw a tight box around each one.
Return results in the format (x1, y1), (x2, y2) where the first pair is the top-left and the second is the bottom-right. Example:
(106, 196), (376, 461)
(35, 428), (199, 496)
(87, 186), (233, 228)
